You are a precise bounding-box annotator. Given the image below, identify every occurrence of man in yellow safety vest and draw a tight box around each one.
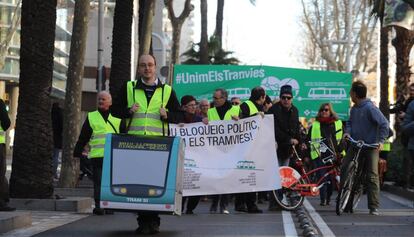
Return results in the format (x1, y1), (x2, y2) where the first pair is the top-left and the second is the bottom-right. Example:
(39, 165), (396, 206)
(74, 91), (122, 216)
(112, 54), (183, 235)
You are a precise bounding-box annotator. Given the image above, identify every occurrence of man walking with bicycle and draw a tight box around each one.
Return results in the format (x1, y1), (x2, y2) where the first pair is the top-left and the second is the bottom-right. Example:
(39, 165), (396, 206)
(342, 81), (389, 216)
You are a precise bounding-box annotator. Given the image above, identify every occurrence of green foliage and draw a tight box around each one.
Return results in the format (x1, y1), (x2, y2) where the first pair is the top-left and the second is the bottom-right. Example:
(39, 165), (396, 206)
(181, 36), (240, 65)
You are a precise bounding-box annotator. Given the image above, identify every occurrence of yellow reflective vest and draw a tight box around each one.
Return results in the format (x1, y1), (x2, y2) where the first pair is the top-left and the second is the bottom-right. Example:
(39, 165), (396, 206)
(0, 127), (5, 144)
(126, 81), (171, 135)
(310, 120), (343, 160)
(207, 105), (240, 121)
(244, 100), (259, 116)
(382, 139), (391, 152)
(88, 111), (121, 158)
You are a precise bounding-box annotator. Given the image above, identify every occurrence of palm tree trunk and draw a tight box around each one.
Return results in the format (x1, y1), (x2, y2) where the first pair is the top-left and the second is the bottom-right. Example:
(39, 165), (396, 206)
(109, 0), (134, 103)
(139, 0), (154, 56)
(214, 0), (225, 48)
(9, 0), (57, 198)
(58, 0), (90, 188)
(393, 26), (414, 101)
(379, 27), (390, 120)
(200, 0), (209, 64)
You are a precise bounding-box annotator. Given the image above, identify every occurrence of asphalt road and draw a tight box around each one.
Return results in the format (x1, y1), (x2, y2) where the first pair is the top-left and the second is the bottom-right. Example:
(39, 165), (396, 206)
(28, 191), (413, 237)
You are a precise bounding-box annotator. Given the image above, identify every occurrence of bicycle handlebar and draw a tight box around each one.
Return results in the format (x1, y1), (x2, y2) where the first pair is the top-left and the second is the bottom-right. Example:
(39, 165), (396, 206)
(346, 136), (379, 149)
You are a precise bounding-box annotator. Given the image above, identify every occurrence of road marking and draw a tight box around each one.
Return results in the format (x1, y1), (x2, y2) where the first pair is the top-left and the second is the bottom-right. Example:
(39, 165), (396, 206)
(303, 198), (335, 237)
(282, 210), (298, 237)
(382, 192), (414, 208)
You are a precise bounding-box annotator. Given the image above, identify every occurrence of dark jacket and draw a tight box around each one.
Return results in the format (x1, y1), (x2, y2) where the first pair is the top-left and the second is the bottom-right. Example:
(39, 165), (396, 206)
(182, 113), (203, 124)
(215, 101), (234, 120)
(111, 78), (183, 123)
(268, 102), (300, 158)
(74, 109), (125, 158)
(402, 100), (414, 150)
(240, 100), (263, 119)
(0, 99), (10, 132)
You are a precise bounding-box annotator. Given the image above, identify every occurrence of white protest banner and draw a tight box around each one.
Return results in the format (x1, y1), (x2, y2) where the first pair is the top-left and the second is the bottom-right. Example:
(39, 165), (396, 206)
(169, 115), (281, 196)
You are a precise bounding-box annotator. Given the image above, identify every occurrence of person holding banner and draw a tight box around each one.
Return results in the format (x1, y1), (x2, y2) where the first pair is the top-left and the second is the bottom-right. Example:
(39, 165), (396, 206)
(267, 84), (301, 211)
(112, 54), (183, 234)
(198, 99), (210, 118)
(74, 91), (122, 216)
(234, 86), (266, 214)
(204, 88), (240, 214)
(179, 95), (203, 214)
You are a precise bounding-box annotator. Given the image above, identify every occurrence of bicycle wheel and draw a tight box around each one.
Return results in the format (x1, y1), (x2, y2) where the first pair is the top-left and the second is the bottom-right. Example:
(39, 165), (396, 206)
(336, 161), (357, 216)
(348, 172), (364, 211)
(273, 166), (305, 211)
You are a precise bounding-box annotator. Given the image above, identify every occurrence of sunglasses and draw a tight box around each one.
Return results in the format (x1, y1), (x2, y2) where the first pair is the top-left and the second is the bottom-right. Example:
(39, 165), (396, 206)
(320, 108), (329, 112)
(232, 102), (240, 105)
(281, 96), (292, 100)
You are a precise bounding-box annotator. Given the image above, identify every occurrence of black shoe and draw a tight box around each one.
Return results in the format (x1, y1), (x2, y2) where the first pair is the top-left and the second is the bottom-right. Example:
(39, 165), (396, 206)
(185, 210), (194, 214)
(235, 206), (248, 212)
(209, 205), (217, 214)
(247, 207), (263, 213)
(0, 206), (16, 212)
(320, 200), (326, 206)
(136, 225), (151, 235)
(93, 207), (105, 215)
(326, 199), (330, 206)
(149, 221), (160, 234)
(105, 209), (114, 215)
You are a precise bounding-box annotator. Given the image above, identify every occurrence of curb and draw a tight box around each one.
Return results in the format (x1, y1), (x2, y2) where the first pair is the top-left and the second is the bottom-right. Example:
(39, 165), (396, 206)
(0, 211), (31, 234)
(382, 182), (414, 201)
(10, 197), (93, 213)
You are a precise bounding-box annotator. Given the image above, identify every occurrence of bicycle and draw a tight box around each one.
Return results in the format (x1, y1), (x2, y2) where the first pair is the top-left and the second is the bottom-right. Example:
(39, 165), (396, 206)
(335, 136), (379, 216)
(273, 138), (341, 211)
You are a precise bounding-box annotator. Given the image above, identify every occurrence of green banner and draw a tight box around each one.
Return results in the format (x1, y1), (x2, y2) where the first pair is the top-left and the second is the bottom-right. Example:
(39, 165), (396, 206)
(172, 65), (352, 120)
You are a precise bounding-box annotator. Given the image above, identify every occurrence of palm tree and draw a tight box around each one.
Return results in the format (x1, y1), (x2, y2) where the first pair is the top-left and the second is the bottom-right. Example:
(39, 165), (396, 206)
(9, 0), (57, 198)
(199, 0), (208, 64)
(369, 0), (414, 119)
(181, 36), (239, 65)
(165, 0), (194, 65)
(214, 0), (224, 47)
(58, 0), (90, 188)
(139, 0), (154, 56)
(109, 0), (134, 103)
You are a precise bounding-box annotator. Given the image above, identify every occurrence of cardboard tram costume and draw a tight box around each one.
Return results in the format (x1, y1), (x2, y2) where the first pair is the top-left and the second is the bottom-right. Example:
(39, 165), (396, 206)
(100, 134), (184, 215)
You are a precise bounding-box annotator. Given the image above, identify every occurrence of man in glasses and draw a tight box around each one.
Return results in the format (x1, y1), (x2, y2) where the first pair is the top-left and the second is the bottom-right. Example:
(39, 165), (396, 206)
(234, 86), (266, 214)
(204, 88), (240, 214)
(112, 54), (183, 234)
(267, 84), (301, 211)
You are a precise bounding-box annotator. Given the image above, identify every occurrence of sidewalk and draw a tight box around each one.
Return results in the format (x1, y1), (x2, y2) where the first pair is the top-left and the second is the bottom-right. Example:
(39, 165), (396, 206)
(1, 155), (93, 235)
